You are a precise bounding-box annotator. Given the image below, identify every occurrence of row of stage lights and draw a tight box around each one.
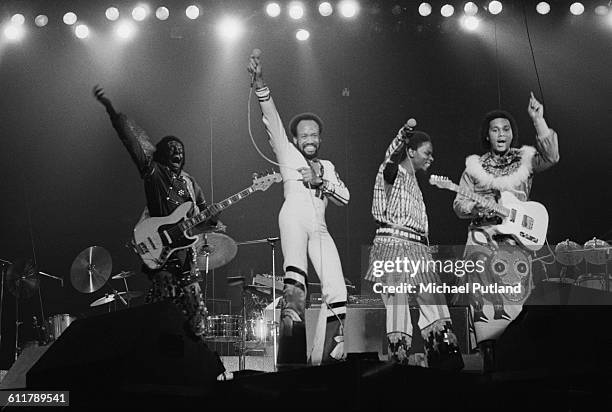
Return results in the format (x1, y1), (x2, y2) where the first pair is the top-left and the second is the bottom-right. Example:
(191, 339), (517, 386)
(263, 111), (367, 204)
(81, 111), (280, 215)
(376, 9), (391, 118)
(3, 2), (612, 42)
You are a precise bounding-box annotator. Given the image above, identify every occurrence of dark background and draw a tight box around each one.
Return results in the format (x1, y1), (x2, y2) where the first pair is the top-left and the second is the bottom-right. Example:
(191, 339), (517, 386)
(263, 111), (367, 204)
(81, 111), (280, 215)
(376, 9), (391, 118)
(0, 1), (610, 367)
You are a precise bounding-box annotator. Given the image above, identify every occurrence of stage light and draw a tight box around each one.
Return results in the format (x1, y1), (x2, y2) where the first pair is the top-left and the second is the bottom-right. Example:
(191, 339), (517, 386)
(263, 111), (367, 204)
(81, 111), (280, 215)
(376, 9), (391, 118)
(464, 2), (478, 16)
(105, 7), (120, 21)
(338, 0), (359, 18)
(186, 5), (200, 20)
(418, 3), (432, 17)
(3, 24), (25, 41)
(296, 29), (310, 41)
(11, 14), (25, 26)
(266, 3), (281, 17)
(116, 21), (136, 39)
(319, 2), (333, 17)
(63, 12), (78, 25)
(34, 15), (48, 27)
(594, 5), (609, 16)
(488, 1), (503, 15)
(536, 2), (550, 15)
(441, 4), (454, 17)
(570, 3), (585, 16)
(289, 3), (305, 20)
(156, 7), (170, 20)
(461, 15), (480, 31)
(217, 16), (244, 41)
(75, 24), (90, 39)
(132, 6), (148, 21)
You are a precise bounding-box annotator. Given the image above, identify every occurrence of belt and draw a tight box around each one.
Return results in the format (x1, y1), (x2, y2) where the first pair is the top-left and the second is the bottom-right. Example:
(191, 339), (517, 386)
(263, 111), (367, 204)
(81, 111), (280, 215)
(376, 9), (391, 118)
(376, 222), (429, 245)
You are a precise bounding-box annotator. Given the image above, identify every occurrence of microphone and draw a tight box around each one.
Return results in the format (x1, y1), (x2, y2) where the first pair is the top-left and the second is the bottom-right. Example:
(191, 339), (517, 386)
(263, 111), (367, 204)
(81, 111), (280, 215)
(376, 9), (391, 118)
(405, 118), (417, 130)
(400, 118), (417, 140)
(250, 48), (262, 87)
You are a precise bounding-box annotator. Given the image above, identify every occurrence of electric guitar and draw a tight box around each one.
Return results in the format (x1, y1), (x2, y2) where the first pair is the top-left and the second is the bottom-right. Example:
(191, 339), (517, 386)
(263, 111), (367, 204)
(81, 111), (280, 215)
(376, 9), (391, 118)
(429, 175), (548, 251)
(133, 171), (282, 269)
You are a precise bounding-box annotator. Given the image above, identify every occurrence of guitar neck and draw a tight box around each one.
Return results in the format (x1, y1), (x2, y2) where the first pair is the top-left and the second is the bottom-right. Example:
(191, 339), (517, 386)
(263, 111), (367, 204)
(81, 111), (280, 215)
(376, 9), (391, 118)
(445, 182), (509, 217)
(184, 187), (255, 230)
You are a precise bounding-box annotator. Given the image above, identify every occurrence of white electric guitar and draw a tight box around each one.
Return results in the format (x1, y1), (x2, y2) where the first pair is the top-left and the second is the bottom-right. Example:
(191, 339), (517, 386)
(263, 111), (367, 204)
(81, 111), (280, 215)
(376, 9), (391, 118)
(429, 175), (548, 251)
(133, 172), (282, 270)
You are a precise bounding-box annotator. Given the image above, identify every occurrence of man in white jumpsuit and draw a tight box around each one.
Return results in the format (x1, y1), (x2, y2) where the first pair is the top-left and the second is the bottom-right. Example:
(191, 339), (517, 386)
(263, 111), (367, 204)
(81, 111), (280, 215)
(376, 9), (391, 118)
(248, 52), (350, 366)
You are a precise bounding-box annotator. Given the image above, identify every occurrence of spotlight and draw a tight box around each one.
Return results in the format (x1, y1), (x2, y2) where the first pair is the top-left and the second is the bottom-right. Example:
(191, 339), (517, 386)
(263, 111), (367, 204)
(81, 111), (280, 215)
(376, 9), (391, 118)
(464, 2), (478, 16)
(289, 3), (305, 20)
(63, 12), (78, 25)
(488, 1), (503, 15)
(441, 4), (454, 17)
(105, 7), (120, 21)
(339, 0), (359, 18)
(116, 21), (136, 39)
(319, 2), (333, 17)
(217, 16), (244, 41)
(3, 24), (25, 41)
(132, 6), (148, 21)
(570, 3), (585, 16)
(34, 15), (48, 27)
(266, 3), (281, 17)
(75, 24), (90, 39)
(156, 7), (170, 20)
(461, 15), (480, 31)
(536, 2), (550, 15)
(418, 3), (432, 17)
(11, 14), (25, 26)
(186, 5), (200, 20)
(296, 29), (310, 41)
(594, 5), (609, 16)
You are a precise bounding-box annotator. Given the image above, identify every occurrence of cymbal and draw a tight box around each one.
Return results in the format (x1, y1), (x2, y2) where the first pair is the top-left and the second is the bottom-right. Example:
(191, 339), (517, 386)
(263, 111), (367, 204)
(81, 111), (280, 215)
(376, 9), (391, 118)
(111, 270), (136, 280)
(244, 284), (270, 297)
(70, 246), (112, 293)
(90, 291), (143, 307)
(194, 233), (237, 271)
(227, 276), (245, 286)
(6, 259), (39, 299)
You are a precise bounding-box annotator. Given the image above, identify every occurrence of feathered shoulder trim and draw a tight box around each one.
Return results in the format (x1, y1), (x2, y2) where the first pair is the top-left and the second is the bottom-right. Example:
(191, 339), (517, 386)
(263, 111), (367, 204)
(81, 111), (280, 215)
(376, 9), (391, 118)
(465, 146), (536, 191)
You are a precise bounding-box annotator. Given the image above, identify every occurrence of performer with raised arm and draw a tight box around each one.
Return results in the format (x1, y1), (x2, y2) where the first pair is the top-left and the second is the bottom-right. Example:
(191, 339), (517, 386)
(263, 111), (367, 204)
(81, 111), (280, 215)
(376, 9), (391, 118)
(453, 93), (559, 371)
(247, 50), (349, 367)
(92, 86), (229, 380)
(365, 120), (463, 370)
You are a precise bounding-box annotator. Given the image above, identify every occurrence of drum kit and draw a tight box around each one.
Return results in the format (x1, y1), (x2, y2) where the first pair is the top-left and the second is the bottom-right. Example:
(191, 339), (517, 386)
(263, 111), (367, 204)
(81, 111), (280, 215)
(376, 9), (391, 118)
(543, 237), (612, 291)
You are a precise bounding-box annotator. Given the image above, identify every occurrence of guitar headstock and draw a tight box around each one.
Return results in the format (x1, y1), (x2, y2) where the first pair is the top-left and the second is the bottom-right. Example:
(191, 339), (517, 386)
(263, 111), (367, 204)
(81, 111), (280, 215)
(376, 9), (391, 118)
(429, 174), (454, 190)
(251, 171), (282, 192)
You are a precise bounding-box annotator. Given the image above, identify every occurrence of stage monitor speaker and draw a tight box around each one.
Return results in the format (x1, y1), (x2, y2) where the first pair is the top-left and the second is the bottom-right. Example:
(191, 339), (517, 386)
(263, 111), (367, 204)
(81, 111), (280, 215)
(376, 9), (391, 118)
(26, 302), (223, 395)
(496, 284), (612, 372)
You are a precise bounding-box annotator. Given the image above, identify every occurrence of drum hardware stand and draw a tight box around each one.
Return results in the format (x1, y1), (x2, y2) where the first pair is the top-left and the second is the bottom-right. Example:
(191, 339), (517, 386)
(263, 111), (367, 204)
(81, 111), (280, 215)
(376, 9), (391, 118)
(235, 237), (281, 371)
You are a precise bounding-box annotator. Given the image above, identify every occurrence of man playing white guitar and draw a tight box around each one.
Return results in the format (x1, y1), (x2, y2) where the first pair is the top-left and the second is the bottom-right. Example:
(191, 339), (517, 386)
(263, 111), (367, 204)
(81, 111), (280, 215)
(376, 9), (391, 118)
(93, 86), (229, 380)
(452, 93), (559, 372)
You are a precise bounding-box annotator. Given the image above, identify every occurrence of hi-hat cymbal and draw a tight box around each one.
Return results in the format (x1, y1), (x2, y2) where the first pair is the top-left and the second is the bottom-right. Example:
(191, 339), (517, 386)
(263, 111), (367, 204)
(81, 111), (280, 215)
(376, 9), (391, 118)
(70, 246), (112, 293)
(244, 284), (270, 297)
(6, 259), (39, 299)
(195, 233), (237, 271)
(227, 276), (246, 286)
(111, 270), (136, 280)
(90, 291), (143, 307)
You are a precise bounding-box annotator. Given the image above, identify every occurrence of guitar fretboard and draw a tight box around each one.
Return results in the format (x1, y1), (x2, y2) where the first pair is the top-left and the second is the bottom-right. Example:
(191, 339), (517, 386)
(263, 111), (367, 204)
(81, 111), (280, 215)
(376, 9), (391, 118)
(444, 182), (510, 217)
(180, 187), (255, 230)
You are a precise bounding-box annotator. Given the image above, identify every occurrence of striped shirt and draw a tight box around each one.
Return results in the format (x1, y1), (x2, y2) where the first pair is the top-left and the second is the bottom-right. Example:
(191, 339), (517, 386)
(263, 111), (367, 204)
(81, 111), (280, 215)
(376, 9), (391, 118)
(371, 127), (428, 235)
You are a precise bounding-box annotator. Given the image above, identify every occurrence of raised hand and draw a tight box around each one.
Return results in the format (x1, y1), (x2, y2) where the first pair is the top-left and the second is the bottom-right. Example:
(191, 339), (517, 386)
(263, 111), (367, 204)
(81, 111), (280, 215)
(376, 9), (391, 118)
(92, 84), (117, 116)
(247, 48), (264, 88)
(527, 91), (544, 121)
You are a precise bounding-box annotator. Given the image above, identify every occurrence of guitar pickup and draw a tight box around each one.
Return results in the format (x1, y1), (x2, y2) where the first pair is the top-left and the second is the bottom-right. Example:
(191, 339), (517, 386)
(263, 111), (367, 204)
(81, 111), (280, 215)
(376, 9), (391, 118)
(509, 209), (517, 223)
(522, 215), (534, 230)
